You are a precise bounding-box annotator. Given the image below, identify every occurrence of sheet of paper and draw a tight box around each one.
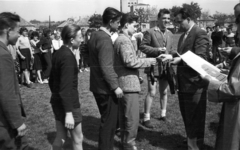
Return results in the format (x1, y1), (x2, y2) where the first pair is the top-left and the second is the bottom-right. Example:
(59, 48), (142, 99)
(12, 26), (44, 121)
(178, 51), (227, 82)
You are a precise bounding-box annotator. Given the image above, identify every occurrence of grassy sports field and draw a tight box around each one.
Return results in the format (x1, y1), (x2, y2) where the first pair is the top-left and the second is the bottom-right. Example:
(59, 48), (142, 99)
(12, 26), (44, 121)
(21, 34), (222, 150)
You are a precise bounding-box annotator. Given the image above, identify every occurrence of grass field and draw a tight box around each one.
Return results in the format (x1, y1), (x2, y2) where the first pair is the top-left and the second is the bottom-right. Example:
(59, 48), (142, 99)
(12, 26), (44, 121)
(20, 34), (222, 150)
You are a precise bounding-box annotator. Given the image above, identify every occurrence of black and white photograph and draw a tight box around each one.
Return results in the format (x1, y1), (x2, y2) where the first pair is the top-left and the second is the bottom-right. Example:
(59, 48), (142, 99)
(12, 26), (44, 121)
(0, 0), (239, 149)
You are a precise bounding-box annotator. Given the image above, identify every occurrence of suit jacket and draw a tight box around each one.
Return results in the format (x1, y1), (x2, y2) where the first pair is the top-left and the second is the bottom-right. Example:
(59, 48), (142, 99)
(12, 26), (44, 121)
(207, 47), (240, 150)
(177, 25), (208, 93)
(114, 34), (152, 92)
(88, 27), (119, 94)
(140, 27), (174, 75)
(49, 45), (80, 112)
(0, 41), (26, 129)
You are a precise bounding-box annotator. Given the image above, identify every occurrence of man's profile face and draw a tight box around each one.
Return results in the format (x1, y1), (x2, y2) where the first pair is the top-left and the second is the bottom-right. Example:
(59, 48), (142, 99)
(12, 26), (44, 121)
(8, 22), (20, 45)
(175, 14), (188, 31)
(158, 13), (170, 29)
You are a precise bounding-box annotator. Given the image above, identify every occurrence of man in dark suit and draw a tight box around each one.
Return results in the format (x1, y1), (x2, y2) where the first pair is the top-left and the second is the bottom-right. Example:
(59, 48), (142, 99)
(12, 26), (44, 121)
(0, 12), (28, 149)
(160, 8), (208, 150)
(139, 9), (174, 128)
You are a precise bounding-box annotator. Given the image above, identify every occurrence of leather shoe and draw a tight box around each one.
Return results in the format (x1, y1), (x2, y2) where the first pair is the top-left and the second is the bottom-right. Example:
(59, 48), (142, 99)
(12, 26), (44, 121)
(142, 120), (154, 129)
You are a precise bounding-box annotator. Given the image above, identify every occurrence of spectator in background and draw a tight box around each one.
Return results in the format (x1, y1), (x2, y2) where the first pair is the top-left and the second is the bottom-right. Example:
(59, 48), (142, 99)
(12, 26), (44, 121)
(223, 27), (235, 47)
(88, 7), (123, 150)
(211, 23), (224, 64)
(16, 27), (34, 88)
(30, 31), (43, 84)
(206, 26), (213, 63)
(0, 12), (28, 150)
(49, 24), (83, 150)
(37, 28), (52, 84)
(80, 28), (94, 72)
(52, 31), (63, 53)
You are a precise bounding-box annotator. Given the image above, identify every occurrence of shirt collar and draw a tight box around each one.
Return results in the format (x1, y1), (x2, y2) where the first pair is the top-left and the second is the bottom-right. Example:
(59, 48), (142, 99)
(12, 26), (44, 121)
(154, 26), (168, 34)
(100, 27), (111, 37)
(186, 23), (195, 35)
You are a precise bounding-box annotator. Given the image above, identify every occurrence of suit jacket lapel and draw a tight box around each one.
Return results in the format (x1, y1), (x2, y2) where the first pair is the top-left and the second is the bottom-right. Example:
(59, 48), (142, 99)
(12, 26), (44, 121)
(154, 31), (163, 46)
(179, 25), (196, 54)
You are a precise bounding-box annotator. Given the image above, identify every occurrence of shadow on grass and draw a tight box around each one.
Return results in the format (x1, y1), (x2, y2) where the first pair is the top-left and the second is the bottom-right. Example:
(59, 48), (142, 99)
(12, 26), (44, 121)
(137, 125), (214, 150)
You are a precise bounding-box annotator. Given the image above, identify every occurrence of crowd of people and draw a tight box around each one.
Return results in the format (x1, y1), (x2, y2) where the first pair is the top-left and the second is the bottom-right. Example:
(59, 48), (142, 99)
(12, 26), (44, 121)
(1, 3), (240, 150)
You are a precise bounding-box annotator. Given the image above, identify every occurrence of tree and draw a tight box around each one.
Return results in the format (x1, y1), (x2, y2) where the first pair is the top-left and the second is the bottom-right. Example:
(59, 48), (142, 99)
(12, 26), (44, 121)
(170, 2), (202, 21)
(201, 10), (211, 20)
(182, 2), (202, 21)
(135, 7), (149, 23)
(88, 14), (102, 28)
(30, 19), (41, 24)
(170, 6), (181, 19)
(212, 11), (228, 25)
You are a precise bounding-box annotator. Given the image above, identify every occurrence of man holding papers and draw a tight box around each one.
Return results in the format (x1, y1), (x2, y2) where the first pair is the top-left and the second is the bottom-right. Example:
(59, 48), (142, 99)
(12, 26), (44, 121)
(202, 46), (240, 150)
(160, 7), (209, 150)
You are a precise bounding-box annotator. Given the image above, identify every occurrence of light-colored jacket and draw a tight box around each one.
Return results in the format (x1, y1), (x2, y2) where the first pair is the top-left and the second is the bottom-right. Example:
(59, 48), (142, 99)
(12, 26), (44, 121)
(208, 47), (240, 150)
(114, 33), (153, 92)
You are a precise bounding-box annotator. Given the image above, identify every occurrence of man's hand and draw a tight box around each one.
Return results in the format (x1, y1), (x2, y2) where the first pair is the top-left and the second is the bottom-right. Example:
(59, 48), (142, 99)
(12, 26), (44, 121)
(218, 47), (232, 57)
(114, 87), (124, 98)
(41, 50), (48, 53)
(150, 58), (157, 65)
(158, 47), (167, 53)
(20, 55), (26, 60)
(65, 112), (74, 129)
(170, 57), (181, 65)
(158, 54), (173, 62)
(220, 69), (229, 75)
(17, 123), (27, 137)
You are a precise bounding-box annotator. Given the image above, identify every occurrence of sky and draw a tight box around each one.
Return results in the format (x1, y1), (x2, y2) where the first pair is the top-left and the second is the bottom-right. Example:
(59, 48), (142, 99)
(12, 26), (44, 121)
(0, 0), (238, 21)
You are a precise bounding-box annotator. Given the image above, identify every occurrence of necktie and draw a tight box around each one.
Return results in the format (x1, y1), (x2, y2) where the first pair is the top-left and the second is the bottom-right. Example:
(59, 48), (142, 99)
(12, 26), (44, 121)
(181, 32), (189, 47)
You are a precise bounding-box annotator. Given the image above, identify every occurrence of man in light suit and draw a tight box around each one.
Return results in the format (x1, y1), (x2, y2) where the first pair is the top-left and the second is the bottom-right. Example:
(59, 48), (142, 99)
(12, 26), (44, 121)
(160, 8), (209, 150)
(139, 9), (174, 128)
(0, 12), (28, 149)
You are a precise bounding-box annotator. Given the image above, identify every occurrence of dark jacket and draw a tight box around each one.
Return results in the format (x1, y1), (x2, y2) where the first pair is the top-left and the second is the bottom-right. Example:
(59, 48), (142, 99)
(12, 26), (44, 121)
(114, 34), (152, 92)
(0, 41), (26, 129)
(49, 45), (80, 112)
(88, 27), (119, 94)
(207, 47), (240, 150)
(139, 27), (174, 75)
(211, 31), (224, 46)
(36, 37), (52, 50)
(177, 25), (208, 93)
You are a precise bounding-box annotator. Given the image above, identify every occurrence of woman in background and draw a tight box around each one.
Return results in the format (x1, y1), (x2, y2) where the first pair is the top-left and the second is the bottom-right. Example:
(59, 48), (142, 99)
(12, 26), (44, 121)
(37, 29), (52, 84)
(52, 31), (63, 54)
(16, 27), (34, 88)
(49, 24), (83, 150)
(30, 31), (43, 84)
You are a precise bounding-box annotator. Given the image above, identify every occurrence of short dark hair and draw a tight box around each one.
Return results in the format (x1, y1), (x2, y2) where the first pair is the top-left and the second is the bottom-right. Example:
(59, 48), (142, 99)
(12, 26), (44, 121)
(43, 28), (51, 37)
(175, 7), (194, 20)
(206, 26), (212, 31)
(158, 8), (171, 18)
(19, 27), (28, 34)
(31, 31), (39, 39)
(0, 12), (20, 34)
(61, 24), (81, 44)
(102, 7), (122, 25)
(120, 13), (138, 28)
(234, 3), (240, 10)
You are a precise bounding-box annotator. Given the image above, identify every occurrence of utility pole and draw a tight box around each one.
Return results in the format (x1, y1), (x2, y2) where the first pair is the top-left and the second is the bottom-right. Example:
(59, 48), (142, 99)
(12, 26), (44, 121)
(49, 15), (51, 29)
(120, 0), (122, 12)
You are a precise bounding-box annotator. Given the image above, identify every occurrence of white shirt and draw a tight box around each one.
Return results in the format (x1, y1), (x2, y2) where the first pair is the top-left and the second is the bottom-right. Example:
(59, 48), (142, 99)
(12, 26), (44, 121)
(52, 39), (63, 51)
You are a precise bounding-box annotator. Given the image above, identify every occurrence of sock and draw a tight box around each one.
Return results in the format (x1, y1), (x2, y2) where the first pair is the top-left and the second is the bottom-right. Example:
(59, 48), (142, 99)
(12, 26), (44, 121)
(161, 109), (166, 117)
(143, 113), (150, 121)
